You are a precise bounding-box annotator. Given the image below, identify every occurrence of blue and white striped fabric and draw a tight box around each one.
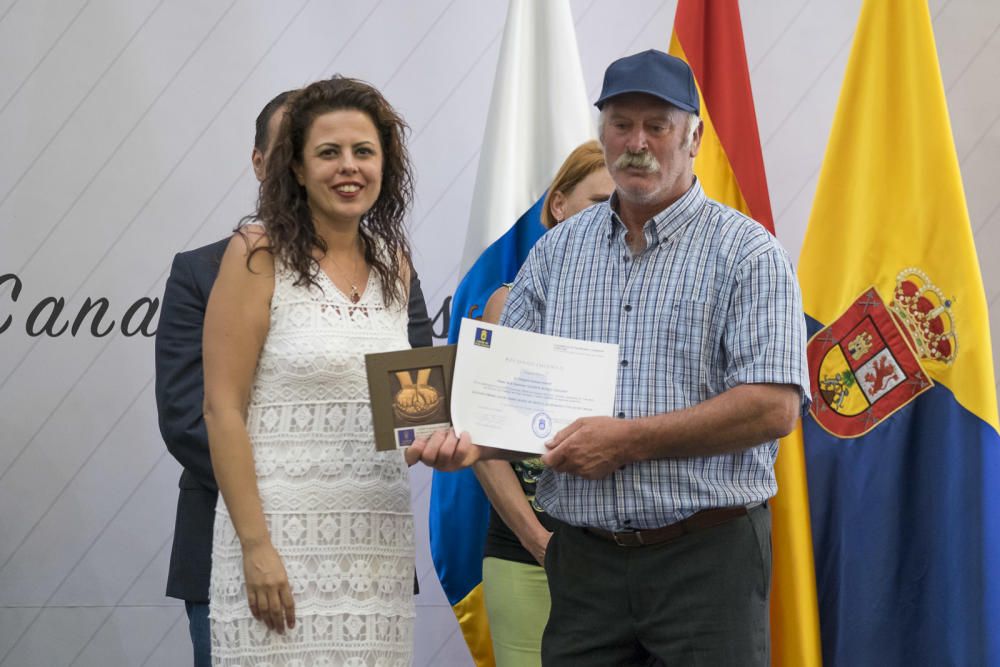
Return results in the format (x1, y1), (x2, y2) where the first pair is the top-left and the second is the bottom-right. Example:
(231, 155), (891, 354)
(500, 180), (810, 531)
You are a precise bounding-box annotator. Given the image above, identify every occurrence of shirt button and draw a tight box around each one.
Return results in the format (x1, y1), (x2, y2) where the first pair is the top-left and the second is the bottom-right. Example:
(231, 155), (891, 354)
(617, 412), (626, 419)
(620, 359), (628, 367)
(624, 304), (632, 312)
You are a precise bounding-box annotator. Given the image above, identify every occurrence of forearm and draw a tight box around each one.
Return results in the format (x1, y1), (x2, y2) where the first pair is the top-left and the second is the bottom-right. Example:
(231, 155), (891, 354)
(626, 384), (800, 463)
(206, 409), (270, 548)
(479, 447), (533, 462)
(473, 460), (549, 548)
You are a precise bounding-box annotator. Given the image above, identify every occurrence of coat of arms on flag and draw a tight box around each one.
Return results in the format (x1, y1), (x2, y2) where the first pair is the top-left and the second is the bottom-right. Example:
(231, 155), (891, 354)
(808, 267), (958, 438)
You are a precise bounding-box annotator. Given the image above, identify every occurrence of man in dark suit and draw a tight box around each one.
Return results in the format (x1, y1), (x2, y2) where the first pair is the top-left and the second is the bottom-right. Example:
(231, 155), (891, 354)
(155, 90), (434, 667)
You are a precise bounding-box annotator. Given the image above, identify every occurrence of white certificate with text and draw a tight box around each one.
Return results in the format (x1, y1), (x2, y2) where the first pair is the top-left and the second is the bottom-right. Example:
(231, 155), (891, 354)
(451, 318), (619, 454)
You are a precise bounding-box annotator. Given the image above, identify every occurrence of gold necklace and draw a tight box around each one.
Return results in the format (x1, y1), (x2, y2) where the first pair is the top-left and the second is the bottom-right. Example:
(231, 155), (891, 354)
(328, 246), (363, 304)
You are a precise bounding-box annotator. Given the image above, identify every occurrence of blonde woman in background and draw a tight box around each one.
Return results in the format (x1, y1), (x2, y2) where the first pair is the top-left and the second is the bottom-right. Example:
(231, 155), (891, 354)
(474, 140), (614, 667)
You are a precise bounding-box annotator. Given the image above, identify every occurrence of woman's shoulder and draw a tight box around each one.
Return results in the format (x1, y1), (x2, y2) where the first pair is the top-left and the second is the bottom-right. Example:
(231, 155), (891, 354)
(482, 284), (511, 324)
(221, 222), (275, 276)
(235, 221), (270, 247)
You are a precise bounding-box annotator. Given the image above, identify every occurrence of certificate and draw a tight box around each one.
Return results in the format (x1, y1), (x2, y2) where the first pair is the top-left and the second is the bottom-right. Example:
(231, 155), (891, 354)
(451, 318), (619, 454)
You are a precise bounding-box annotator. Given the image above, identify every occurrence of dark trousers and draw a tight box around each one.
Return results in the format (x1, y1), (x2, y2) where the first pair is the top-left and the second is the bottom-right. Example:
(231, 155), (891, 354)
(541, 504), (771, 667)
(185, 601), (211, 667)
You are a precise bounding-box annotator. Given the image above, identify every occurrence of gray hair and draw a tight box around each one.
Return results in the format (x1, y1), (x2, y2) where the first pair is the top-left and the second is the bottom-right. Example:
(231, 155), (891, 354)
(598, 106), (701, 149)
(680, 111), (700, 149)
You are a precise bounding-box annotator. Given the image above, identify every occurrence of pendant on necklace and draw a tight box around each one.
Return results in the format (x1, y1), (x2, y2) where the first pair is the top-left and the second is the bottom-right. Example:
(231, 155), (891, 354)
(349, 286), (361, 304)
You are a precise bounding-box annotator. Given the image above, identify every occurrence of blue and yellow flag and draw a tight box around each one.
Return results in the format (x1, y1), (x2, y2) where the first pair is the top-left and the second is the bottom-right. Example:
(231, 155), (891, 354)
(428, 1), (593, 664)
(799, 1), (1000, 664)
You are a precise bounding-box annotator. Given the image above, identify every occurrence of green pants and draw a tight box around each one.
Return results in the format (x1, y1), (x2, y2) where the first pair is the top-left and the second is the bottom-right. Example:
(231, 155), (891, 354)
(482, 557), (551, 667)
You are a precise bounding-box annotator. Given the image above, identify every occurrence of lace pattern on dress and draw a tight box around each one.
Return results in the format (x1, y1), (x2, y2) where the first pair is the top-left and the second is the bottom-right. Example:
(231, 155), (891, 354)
(210, 260), (414, 666)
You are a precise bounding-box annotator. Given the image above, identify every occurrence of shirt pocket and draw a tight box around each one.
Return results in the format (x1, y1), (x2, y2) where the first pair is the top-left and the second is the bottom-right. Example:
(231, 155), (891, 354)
(650, 299), (715, 406)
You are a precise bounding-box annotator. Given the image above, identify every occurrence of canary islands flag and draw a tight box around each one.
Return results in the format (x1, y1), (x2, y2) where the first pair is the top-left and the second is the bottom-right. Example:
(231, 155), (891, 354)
(428, 1), (592, 664)
(668, 4), (823, 666)
(799, 1), (1000, 664)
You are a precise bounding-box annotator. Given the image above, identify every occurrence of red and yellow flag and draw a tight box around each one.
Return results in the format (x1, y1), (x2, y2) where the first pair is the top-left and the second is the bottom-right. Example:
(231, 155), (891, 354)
(669, 2), (822, 665)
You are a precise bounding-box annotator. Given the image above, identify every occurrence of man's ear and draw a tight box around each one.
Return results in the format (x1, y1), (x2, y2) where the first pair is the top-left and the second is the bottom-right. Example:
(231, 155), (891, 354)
(251, 148), (266, 182)
(549, 190), (568, 224)
(688, 120), (704, 158)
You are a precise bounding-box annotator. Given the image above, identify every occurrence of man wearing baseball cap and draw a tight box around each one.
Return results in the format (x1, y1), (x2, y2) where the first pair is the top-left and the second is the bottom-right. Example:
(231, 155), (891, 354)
(498, 49), (811, 665)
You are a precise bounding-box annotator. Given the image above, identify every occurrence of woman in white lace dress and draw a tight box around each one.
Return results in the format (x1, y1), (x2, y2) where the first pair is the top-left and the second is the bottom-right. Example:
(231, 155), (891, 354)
(203, 77), (425, 666)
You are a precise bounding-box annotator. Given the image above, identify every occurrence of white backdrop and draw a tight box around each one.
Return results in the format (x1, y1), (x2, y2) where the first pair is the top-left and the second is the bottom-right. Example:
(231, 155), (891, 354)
(1, 1), (998, 665)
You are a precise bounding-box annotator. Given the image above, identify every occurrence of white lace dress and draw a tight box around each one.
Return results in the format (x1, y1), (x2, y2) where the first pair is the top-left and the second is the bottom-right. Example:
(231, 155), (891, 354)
(210, 264), (415, 666)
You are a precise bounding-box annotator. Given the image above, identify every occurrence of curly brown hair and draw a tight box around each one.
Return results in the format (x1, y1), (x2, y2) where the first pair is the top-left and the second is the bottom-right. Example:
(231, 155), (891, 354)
(243, 76), (414, 306)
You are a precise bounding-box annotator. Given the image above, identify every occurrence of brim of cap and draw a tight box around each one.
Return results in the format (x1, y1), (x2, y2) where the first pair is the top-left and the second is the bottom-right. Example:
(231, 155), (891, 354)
(594, 88), (699, 115)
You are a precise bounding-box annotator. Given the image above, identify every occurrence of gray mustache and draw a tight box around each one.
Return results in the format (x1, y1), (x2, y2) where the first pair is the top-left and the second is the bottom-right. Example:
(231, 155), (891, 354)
(614, 150), (661, 173)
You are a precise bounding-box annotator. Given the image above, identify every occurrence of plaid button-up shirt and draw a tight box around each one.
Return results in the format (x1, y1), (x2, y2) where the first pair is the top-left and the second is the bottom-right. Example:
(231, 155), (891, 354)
(500, 180), (810, 531)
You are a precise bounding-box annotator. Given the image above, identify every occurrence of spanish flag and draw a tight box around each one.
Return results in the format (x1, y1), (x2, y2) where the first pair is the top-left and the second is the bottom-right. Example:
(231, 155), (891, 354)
(799, 1), (1000, 664)
(669, 3), (823, 665)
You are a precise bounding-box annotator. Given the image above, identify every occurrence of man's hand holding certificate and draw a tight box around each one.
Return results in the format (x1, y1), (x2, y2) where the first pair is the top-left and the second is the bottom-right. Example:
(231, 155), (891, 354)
(451, 318), (619, 455)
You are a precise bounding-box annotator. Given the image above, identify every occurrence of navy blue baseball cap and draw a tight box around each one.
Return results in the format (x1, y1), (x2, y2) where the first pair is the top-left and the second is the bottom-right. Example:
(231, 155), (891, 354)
(595, 49), (700, 116)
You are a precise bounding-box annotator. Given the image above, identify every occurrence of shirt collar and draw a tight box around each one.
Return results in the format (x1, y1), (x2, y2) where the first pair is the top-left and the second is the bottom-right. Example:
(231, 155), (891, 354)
(606, 178), (706, 247)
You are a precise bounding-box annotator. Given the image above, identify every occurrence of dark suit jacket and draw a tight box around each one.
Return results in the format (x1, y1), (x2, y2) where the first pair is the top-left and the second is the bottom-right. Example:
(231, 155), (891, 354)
(155, 238), (434, 601)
